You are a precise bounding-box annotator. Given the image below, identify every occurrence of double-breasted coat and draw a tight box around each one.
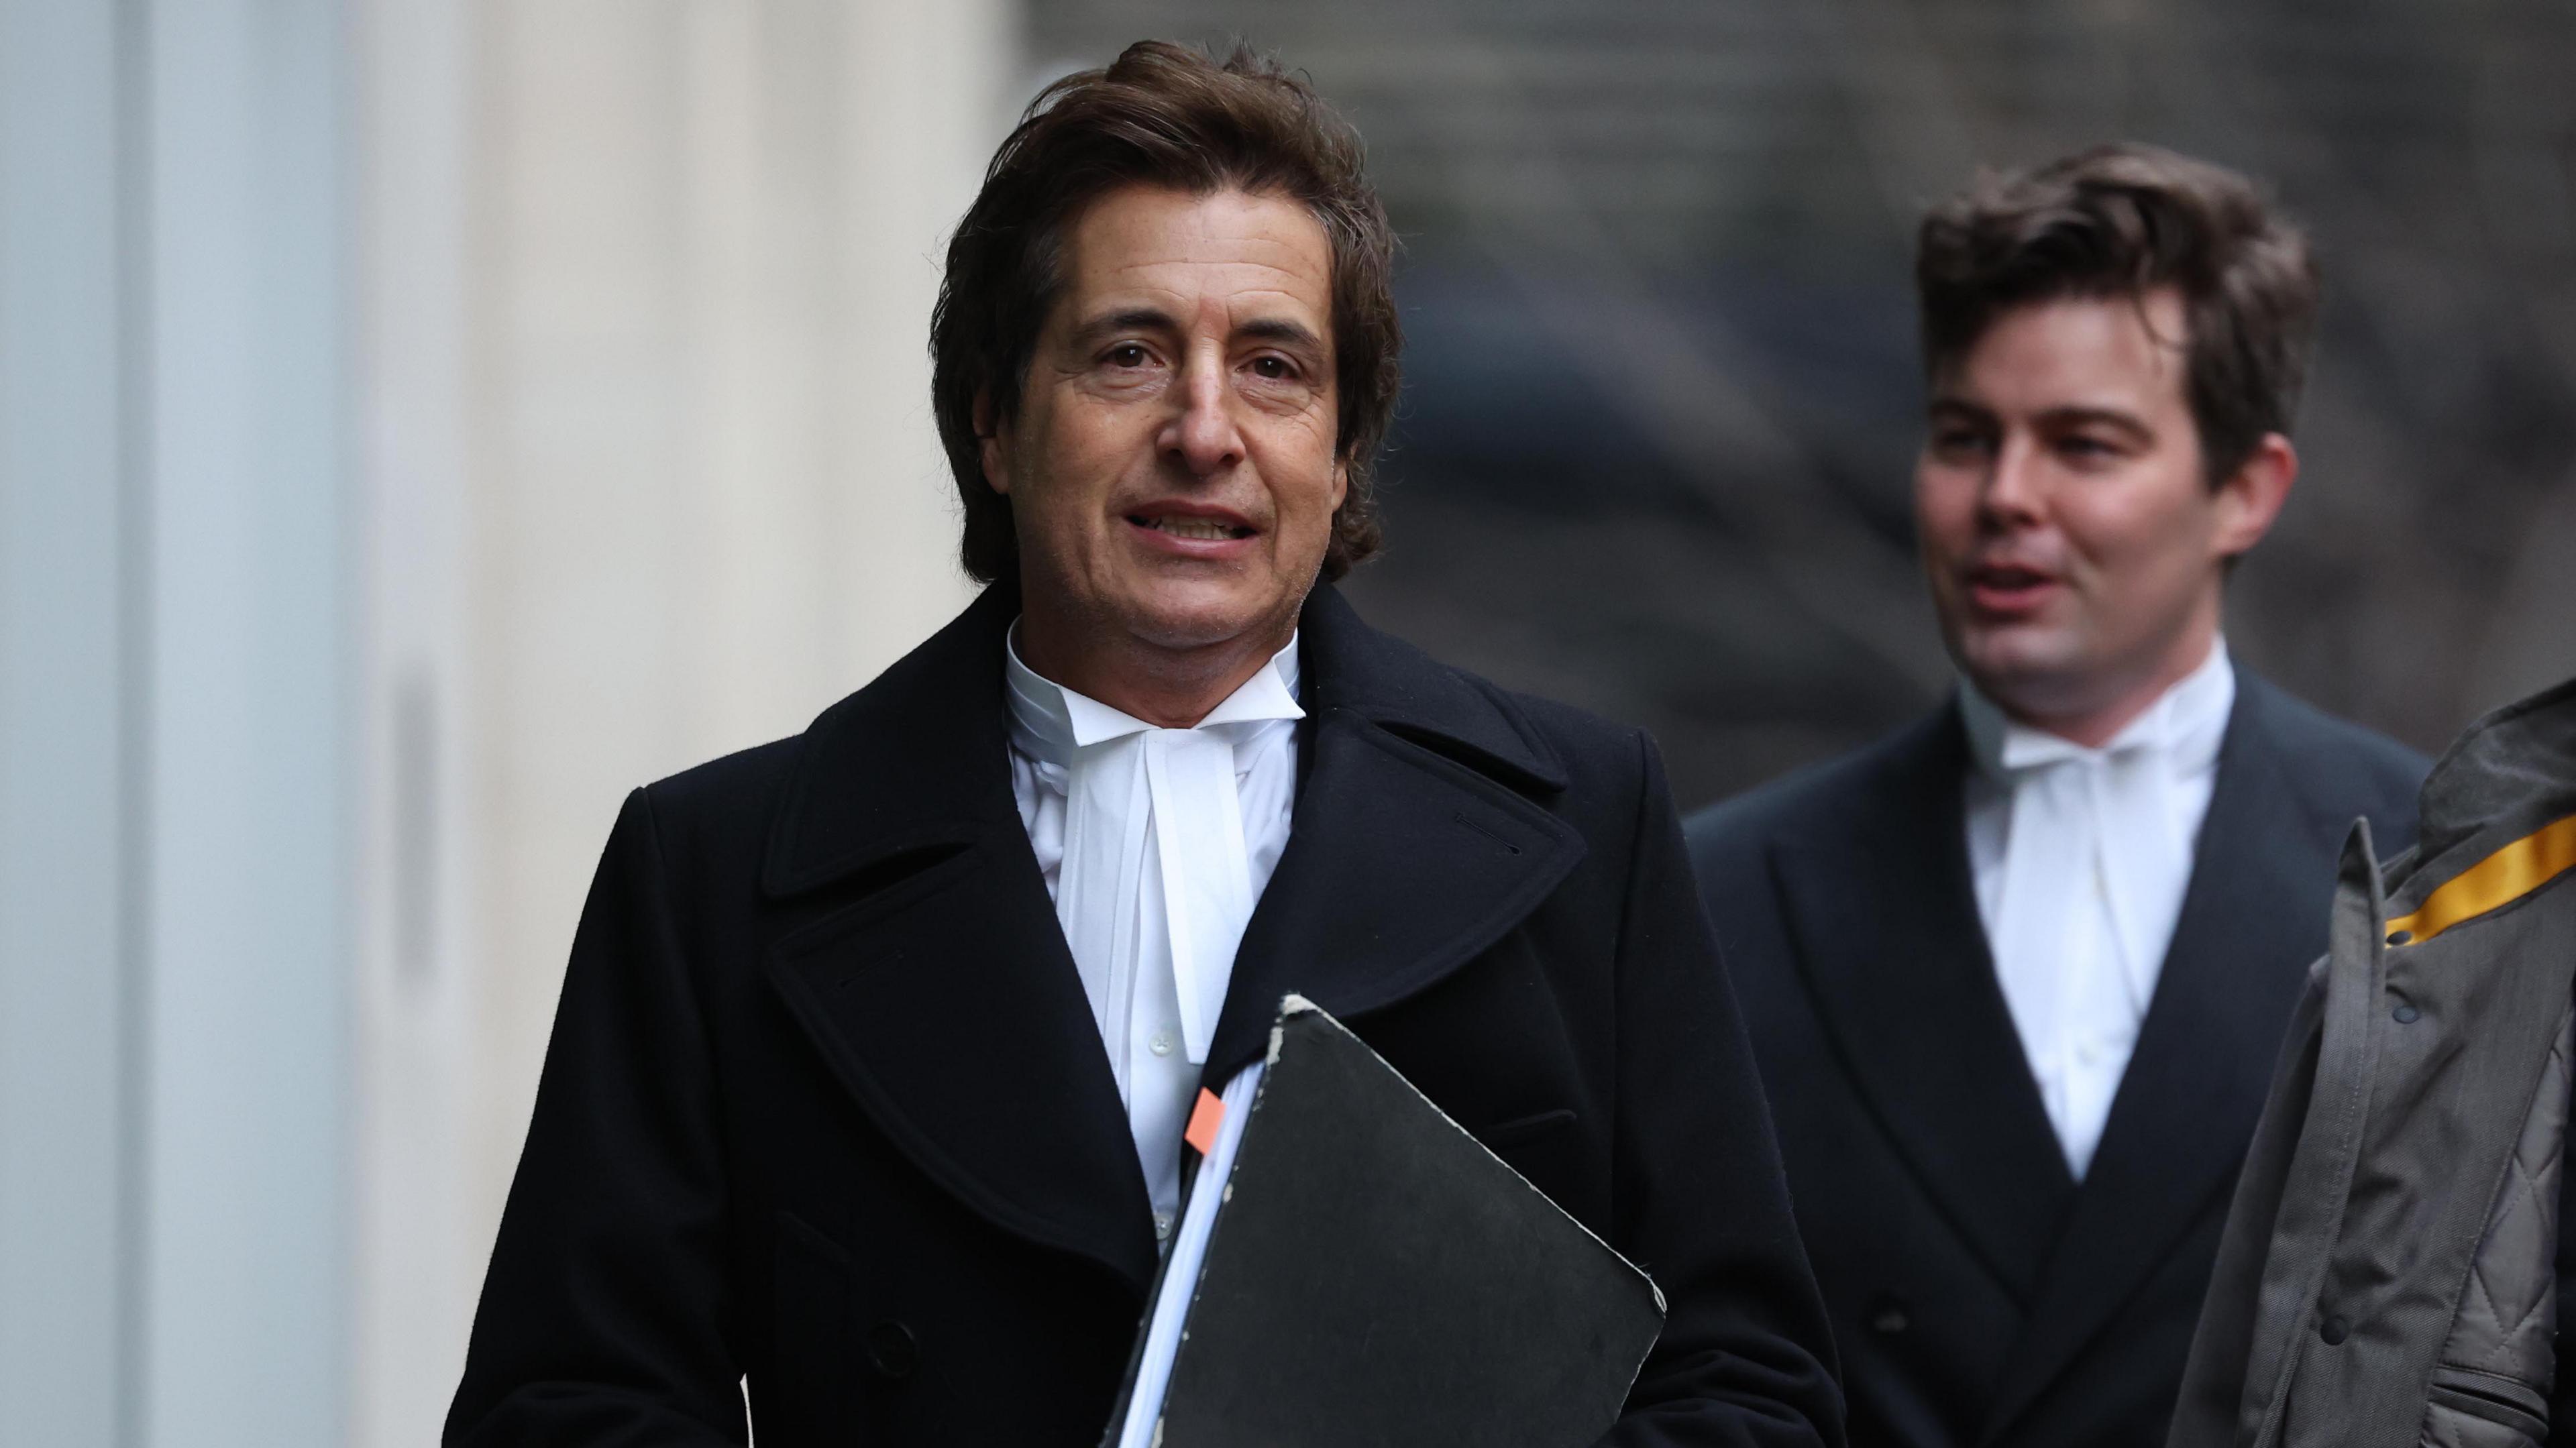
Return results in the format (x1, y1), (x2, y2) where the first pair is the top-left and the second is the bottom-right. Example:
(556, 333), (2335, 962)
(445, 581), (1845, 1447)
(1686, 675), (2424, 1447)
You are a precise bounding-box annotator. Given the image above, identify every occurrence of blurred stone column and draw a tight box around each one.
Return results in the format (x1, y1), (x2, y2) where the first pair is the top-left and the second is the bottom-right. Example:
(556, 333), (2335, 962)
(5, 2), (354, 1444)
(352, 1), (1012, 1441)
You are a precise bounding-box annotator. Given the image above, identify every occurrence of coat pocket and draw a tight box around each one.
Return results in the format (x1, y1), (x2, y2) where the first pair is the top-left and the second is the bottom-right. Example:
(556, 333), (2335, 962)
(762, 1208), (858, 1445)
(1473, 1107), (1585, 1209)
(2421, 1364), (2548, 1447)
(1479, 1106), (1578, 1151)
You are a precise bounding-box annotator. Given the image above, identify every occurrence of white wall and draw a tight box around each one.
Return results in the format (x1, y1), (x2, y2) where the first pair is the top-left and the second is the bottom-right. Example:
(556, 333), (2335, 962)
(1, 0), (354, 1443)
(0, 1), (132, 1440)
(140, 0), (356, 1439)
(352, 3), (1011, 1442)
(1, 2), (1016, 1443)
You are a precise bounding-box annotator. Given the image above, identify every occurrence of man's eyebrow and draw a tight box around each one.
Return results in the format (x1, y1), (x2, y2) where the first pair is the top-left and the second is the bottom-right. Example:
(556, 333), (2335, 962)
(2034, 404), (2153, 439)
(1067, 307), (1180, 345)
(1238, 317), (1326, 352)
(1923, 398), (2151, 440)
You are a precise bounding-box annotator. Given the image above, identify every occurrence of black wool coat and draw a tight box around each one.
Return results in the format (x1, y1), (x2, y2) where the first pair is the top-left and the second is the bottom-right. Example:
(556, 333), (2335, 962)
(1684, 672), (2426, 1448)
(445, 581), (1846, 1448)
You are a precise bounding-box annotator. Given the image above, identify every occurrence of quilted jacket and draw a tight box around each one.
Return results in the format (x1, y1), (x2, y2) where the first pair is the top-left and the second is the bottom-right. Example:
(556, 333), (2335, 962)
(2169, 677), (2576, 1448)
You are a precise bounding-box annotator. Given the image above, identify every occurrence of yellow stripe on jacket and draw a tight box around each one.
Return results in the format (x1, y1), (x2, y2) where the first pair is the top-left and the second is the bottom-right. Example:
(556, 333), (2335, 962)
(2387, 813), (2576, 946)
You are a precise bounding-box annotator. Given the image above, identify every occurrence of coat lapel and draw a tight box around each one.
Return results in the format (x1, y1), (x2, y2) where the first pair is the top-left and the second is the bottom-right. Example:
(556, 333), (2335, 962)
(1771, 709), (2078, 1302)
(1981, 673), (2341, 1440)
(753, 582), (1592, 1296)
(1201, 586), (1589, 1083)
(759, 584), (1159, 1296)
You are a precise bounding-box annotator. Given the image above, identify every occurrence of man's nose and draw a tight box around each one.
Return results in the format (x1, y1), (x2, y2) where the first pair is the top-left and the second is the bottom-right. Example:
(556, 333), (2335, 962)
(1162, 353), (1246, 478)
(1979, 435), (2045, 524)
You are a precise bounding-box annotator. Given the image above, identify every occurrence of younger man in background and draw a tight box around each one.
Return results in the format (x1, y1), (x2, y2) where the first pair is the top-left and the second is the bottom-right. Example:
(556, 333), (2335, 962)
(1688, 146), (2426, 1447)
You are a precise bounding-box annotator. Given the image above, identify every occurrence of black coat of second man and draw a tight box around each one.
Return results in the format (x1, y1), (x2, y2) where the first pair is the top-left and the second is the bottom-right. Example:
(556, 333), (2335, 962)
(1687, 673), (2423, 1447)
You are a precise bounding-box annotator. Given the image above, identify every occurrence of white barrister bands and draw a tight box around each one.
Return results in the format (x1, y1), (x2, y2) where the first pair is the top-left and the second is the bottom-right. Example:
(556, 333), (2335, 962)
(1004, 624), (1302, 1223)
(1960, 638), (2233, 1179)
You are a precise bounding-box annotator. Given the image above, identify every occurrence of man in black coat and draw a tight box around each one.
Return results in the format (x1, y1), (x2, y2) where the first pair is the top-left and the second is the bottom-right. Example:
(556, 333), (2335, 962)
(1686, 146), (2426, 1448)
(446, 42), (1843, 1447)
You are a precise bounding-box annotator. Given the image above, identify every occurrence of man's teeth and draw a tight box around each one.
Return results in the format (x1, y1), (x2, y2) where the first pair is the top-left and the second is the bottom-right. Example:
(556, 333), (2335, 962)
(1147, 516), (1236, 541)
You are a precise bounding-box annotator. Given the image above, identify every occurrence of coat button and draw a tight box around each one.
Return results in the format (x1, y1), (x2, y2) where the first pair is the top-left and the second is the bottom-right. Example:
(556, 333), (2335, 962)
(1866, 1291), (1911, 1335)
(866, 1319), (918, 1379)
(2392, 1003), (2420, 1024)
(2319, 1315), (2349, 1345)
(2386, 930), (2413, 946)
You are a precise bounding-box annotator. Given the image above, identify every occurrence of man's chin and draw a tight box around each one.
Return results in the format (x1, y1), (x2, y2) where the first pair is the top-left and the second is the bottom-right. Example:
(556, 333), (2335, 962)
(1114, 586), (1299, 656)
(1955, 626), (2091, 707)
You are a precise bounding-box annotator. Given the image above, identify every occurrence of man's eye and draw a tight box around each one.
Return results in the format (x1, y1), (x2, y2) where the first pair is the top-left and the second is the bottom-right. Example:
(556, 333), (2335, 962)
(2058, 435), (2119, 461)
(1931, 429), (1992, 457)
(1248, 355), (1295, 380)
(1104, 343), (1152, 368)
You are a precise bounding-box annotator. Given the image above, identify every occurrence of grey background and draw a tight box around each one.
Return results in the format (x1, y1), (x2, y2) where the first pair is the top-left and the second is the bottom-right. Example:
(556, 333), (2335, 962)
(1034, 0), (2576, 809)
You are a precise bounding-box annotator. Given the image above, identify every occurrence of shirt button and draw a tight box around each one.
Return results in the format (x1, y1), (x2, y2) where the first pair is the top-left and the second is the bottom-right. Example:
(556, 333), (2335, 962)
(2319, 1315), (2350, 1345)
(1153, 1212), (1173, 1241)
(1148, 1031), (1175, 1058)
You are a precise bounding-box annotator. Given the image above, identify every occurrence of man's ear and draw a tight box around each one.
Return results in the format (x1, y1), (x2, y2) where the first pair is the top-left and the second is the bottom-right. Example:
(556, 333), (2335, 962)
(2212, 432), (2296, 563)
(1330, 455), (1349, 512)
(974, 390), (1010, 496)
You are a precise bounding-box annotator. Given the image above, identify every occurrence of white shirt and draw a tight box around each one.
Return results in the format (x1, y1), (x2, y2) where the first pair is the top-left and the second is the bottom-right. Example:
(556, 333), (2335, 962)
(1003, 626), (1302, 1239)
(1960, 638), (2235, 1180)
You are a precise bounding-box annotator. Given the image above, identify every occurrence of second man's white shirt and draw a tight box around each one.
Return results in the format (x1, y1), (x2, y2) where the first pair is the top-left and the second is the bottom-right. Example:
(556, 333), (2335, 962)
(1003, 624), (1302, 1240)
(1960, 639), (2235, 1181)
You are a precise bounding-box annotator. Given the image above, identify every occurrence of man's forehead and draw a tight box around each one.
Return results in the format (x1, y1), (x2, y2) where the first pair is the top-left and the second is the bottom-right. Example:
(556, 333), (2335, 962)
(1057, 185), (1331, 317)
(1937, 290), (2190, 408)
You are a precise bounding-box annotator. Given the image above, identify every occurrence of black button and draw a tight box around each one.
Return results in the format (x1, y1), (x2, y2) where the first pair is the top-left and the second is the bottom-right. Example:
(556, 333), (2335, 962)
(2386, 930), (2413, 946)
(2392, 1003), (2420, 1024)
(866, 1319), (918, 1379)
(2319, 1315), (2349, 1345)
(1866, 1291), (1911, 1335)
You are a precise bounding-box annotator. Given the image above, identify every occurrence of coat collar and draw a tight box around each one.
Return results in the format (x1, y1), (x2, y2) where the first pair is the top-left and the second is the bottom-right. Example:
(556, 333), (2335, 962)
(759, 580), (1582, 1294)
(1287, 581), (1569, 795)
(2384, 675), (2576, 924)
(761, 581), (1025, 899)
(760, 581), (1568, 898)
(1201, 584), (1582, 1082)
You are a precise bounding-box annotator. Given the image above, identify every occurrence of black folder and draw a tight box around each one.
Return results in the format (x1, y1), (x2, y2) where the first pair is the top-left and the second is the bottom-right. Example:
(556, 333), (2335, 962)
(1103, 996), (1666, 1447)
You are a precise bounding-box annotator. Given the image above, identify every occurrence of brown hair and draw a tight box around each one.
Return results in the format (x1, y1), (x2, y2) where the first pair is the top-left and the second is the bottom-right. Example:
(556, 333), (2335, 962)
(1915, 143), (2320, 484)
(929, 40), (1401, 584)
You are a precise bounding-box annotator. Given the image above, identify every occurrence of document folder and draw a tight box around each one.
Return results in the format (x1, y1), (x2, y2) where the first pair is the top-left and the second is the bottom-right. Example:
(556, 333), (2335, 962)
(1104, 995), (1666, 1448)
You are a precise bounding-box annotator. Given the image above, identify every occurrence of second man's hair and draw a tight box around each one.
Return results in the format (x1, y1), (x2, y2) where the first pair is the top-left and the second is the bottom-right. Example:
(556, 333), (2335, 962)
(1916, 144), (2320, 485)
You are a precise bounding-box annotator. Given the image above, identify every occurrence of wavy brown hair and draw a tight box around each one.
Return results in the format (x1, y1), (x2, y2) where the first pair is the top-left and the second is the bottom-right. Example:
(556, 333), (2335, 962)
(929, 40), (1401, 584)
(1917, 144), (2320, 486)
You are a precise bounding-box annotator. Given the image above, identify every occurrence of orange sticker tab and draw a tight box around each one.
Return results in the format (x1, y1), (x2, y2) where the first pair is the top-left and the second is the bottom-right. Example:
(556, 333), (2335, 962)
(1184, 1087), (1226, 1158)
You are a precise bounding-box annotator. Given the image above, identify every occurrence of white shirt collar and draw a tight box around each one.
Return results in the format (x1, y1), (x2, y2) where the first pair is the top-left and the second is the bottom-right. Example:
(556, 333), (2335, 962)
(1004, 622), (1304, 765)
(1959, 636), (2235, 780)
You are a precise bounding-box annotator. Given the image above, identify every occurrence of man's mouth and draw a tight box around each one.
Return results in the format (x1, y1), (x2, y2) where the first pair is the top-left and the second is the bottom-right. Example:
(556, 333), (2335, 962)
(1126, 509), (1255, 543)
(1964, 562), (2061, 613)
